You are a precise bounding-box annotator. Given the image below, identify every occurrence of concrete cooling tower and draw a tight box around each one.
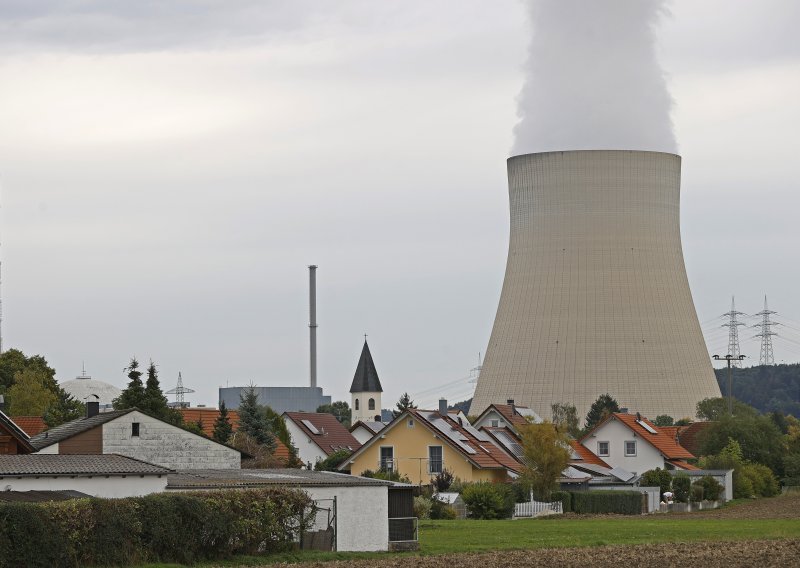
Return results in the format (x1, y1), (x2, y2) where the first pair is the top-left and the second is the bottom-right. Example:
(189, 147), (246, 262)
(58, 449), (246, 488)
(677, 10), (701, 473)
(471, 150), (720, 421)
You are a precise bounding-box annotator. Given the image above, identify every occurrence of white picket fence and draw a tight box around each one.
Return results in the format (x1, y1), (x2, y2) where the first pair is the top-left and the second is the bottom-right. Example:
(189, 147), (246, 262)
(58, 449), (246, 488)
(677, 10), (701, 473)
(513, 497), (563, 518)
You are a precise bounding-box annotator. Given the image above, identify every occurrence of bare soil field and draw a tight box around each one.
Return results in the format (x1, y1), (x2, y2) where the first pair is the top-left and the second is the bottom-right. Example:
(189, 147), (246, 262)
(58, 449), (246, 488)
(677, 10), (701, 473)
(676, 493), (800, 520)
(271, 540), (800, 568)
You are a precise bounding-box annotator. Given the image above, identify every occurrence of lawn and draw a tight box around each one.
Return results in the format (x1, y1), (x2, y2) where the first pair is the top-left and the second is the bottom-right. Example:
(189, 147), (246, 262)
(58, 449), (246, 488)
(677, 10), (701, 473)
(138, 500), (800, 567)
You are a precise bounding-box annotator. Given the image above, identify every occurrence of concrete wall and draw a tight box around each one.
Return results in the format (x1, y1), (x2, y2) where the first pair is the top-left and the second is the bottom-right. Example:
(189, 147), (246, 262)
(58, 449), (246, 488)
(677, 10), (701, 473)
(0, 475), (166, 498)
(307, 485), (388, 552)
(581, 418), (664, 475)
(219, 386), (330, 413)
(284, 417), (327, 466)
(472, 150), (720, 420)
(102, 411), (240, 470)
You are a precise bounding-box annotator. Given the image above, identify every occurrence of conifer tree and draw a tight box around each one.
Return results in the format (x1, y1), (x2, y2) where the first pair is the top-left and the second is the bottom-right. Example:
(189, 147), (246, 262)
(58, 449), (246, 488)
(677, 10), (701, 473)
(142, 360), (169, 416)
(584, 393), (620, 431)
(213, 400), (234, 444)
(238, 386), (276, 452)
(393, 392), (416, 418)
(113, 358), (146, 410)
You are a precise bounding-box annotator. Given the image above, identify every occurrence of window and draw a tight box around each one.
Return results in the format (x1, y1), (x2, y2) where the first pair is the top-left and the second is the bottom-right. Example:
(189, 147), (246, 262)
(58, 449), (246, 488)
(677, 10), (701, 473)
(597, 441), (609, 456)
(380, 446), (394, 472)
(429, 446), (443, 474)
(490, 420), (499, 428)
(368, 398), (375, 410)
(355, 399), (359, 410)
(131, 422), (140, 437)
(407, 418), (415, 428)
(625, 440), (637, 456)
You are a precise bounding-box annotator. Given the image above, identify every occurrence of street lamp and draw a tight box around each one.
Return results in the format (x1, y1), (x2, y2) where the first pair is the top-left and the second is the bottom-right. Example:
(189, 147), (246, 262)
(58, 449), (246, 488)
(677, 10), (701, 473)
(712, 354), (746, 416)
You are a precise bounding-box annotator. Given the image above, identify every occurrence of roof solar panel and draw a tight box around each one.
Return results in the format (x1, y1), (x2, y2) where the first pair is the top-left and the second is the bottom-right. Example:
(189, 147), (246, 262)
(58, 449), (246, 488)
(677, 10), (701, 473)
(425, 413), (477, 454)
(462, 423), (492, 442)
(301, 419), (320, 435)
(636, 419), (658, 434)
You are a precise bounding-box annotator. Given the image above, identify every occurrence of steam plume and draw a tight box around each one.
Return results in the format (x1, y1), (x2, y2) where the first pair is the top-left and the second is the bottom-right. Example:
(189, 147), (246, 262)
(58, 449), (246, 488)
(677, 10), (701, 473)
(512, 0), (677, 155)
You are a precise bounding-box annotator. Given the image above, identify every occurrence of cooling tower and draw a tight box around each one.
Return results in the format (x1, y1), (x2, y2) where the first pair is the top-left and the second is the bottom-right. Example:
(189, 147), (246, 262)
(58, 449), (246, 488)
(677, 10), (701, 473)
(471, 150), (720, 421)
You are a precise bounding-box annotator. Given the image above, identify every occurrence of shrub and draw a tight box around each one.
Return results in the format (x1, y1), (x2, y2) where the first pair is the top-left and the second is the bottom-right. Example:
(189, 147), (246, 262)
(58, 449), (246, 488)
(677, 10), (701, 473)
(570, 491), (641, 515)
(314, 449), (351, 472)
(462, 483), (514, 519)
(551, 490), (572, 513)
(640, 468), (672, 496)
(0, 488), (313, 568)
(690, 483), (704, 503)
(413, 496), (432, 520)
(430, 496), (457, 519)
(672, 474), (691, 503)
(433, 468), (455, 492)
(741, 463), (780, 497)
(696, 476), (724, 501)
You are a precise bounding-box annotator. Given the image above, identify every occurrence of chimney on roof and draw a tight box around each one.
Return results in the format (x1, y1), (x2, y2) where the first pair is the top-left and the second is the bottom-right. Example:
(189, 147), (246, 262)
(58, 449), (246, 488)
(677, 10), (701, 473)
(636, 412), (642, 421)
(507, 398), (515, 414)
(86, 396), (100, 418)
(439, 398), (448, 416)
(374, 414), (381, 422)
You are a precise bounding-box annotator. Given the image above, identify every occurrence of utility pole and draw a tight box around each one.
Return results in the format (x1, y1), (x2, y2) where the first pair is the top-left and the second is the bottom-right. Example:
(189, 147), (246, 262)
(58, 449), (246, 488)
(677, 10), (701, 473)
(721, 296), (745, 367)
(753, 296), (779, 366)
(713, 354), (746, 415)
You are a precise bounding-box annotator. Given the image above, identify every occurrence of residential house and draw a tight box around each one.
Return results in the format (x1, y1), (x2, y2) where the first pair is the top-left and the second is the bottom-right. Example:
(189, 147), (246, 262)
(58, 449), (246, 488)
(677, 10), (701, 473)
(283, 412), (361, 467)
(167, 468), (395, 552)
(0, 410), (34, 454)
(580, 412), (697, 474)
(341, 402), (521, 485)
(350, 420), (385, 445)
(179, 406), (292, 464)
(0, 454), (170, 497)
(30, 407), (242, 470)
(10, 416), (48, 437)
(472, 400), (542, 432)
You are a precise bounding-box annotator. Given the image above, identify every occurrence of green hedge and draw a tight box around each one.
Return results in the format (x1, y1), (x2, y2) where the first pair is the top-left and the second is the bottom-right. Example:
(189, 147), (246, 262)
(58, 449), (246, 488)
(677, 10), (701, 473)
(570, 491), (642, 515)
(0, 488), (313, 568)
(551, 490), (572, 513)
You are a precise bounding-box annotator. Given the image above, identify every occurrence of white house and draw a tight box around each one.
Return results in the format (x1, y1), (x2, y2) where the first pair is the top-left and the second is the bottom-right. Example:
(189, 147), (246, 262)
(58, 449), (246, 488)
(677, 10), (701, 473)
(0, 454), (170, 497)
(167, 468), (393, 551)
(30, 408), (242, 470)
(472, 401), (542, 433)
(349, 420), (385, 445)
(580, 412), (697, 474)
(283, 412), (361, 467)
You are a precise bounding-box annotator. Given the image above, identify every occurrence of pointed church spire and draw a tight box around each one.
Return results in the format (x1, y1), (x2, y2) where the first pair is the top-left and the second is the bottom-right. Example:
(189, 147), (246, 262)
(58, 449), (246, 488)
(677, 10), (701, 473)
(349, 340), (383, 393)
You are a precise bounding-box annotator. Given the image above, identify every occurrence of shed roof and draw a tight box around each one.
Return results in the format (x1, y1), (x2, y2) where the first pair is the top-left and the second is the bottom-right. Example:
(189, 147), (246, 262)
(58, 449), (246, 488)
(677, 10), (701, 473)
(0, 454), (172, 476)
(167, 468), (393, 489)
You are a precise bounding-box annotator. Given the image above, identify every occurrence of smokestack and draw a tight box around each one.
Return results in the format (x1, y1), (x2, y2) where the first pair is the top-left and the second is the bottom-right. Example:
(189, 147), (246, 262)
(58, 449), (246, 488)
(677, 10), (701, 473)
(309, 265), (318, 389)
(438, 398), (448, 416)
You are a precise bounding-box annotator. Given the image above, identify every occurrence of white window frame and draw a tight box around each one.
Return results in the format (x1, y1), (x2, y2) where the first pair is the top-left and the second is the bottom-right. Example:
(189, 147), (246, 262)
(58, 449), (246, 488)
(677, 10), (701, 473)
(624, 440), (637, 457)
(490, 419), (500, 428)
(379, 446), (394, 472)
(428, 445), (443, 474)
(597, 441), (609, 457)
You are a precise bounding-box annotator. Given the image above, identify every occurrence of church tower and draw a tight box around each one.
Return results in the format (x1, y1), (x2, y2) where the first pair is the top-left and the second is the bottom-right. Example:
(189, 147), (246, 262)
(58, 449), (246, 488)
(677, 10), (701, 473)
(350, 340), (383, 423)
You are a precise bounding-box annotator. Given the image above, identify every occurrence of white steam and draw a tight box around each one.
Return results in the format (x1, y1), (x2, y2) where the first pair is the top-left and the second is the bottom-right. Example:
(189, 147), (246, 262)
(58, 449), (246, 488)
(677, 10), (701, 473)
(512, 0), (677, 155)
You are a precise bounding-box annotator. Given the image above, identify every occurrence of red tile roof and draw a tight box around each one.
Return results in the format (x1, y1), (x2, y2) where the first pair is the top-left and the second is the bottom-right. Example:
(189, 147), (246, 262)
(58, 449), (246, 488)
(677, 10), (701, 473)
(569, 439), (610, 467)
(675, 422), (711, 456)
(667, 459), (700, 471)
(284, 412), (361, 457)
(583, 413), (695, 460)
(11, 416), (47, 437)
(489, 404), (534, 429)
(179, 407), (291, 464)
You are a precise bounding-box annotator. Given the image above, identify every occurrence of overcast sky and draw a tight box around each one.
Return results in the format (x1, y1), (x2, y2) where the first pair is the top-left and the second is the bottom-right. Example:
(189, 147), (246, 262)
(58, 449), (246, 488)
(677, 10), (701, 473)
(1, 1), (798, 409)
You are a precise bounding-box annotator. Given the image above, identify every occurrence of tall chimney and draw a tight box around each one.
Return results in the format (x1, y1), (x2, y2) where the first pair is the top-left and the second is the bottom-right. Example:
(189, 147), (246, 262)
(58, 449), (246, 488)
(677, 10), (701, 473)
(86, 400), (100, 418)
(309, 265), (318, 389)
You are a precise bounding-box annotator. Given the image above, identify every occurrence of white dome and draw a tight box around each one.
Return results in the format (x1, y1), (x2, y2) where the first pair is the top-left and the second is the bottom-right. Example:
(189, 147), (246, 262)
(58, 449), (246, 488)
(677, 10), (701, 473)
(60, 376), (123, 407)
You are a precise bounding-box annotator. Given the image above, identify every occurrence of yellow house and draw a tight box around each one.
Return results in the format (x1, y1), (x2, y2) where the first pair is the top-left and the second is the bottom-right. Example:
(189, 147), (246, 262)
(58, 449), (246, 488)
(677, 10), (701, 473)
(340, 407), (521, 485)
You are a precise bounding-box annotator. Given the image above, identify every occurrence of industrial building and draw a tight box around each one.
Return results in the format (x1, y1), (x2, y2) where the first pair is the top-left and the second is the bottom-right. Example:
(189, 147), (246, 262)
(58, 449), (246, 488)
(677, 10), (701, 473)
(472, 150), (720, 420)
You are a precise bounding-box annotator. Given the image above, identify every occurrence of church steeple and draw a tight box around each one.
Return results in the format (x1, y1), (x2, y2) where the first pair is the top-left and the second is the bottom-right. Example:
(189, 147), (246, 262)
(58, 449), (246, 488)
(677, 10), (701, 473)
(350, 340), (384, 423)
(349, 340), (383, 393)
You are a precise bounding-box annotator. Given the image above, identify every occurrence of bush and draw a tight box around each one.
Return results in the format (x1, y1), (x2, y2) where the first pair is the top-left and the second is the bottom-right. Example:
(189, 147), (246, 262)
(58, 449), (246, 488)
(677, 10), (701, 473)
(672, 474), (691, 503)
(696, 476), (724, 501)
(551, 490), (572, 513)
(640, 468), (672, 496)
(741, 463), (780, 497)
(461, 483), (515, 519)
(690, 483), (704, 503)
(430, 497), (457, 520)
(570, 491), (641, 515)
(433, 468), (455, 492)
(314, 449), (351, 472)
(413, 496), (432, 520)
(0, 488), (313, 568)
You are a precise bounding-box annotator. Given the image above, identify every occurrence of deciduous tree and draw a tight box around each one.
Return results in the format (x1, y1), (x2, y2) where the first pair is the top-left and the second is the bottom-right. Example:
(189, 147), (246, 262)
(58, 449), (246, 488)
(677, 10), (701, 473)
(518, 421), (571, 500)
(550, 402), (580, 437)
(317, 401), (352, 427)
(7, 368), (57, 416)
